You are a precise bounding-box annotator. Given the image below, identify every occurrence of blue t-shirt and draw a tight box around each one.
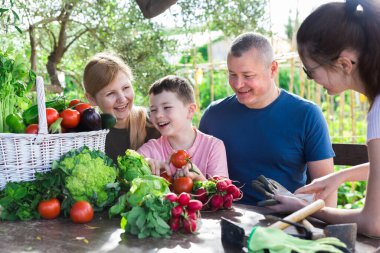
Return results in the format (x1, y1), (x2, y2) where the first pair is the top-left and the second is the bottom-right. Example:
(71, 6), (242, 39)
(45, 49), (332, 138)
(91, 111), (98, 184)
(199, 90), (334, 205)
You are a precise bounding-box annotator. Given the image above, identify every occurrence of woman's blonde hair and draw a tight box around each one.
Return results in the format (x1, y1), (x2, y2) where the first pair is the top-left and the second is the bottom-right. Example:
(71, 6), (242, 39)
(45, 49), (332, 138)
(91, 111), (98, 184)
(83, 52), (148, 150)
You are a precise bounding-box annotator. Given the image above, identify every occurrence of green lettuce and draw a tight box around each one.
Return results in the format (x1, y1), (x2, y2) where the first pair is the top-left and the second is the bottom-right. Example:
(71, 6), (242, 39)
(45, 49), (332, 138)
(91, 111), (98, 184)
(117, 149), (151, 182)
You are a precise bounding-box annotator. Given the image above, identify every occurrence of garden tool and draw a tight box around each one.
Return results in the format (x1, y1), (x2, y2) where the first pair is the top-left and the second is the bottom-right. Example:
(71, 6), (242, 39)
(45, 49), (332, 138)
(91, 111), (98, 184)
(304, 221), (357, 253)
(251, 175), (315, 207)
(221, 199), (325, 249)
(221, 199), (355, 252)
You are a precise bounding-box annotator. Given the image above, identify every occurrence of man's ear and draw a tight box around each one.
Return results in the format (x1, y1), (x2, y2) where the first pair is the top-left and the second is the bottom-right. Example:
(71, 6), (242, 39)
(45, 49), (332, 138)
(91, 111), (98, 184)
(85, 92), (97, 106)
(270, 60), (279, 78)
(187, 103), (197, 119)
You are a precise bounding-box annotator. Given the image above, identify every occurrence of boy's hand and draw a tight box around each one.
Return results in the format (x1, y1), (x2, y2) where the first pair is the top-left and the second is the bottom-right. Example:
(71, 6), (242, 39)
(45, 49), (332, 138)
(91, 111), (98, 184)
(145, 158), (171, 176)
(174, 163), (206, 181)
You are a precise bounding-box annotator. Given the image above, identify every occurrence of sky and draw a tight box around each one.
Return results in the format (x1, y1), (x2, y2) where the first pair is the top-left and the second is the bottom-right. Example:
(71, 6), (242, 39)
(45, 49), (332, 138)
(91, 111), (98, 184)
(269, 0), (343, 37)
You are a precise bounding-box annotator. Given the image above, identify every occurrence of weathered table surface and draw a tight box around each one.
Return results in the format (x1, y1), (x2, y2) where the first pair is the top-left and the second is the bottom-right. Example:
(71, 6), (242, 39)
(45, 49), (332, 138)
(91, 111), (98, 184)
(0, 204), (379, 253)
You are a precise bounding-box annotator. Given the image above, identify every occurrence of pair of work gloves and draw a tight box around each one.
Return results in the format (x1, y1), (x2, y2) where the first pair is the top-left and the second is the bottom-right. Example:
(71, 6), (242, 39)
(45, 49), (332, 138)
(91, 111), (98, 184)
(248, 226), (349, 253)
(251, 175), (314, 207)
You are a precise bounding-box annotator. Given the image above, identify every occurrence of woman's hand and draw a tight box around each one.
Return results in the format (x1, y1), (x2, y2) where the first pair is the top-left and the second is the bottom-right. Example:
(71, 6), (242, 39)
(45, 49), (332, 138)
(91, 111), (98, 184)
(267, 194), (308, 213)
(295, 172), (343, 200)
(145, 158), (171, 176)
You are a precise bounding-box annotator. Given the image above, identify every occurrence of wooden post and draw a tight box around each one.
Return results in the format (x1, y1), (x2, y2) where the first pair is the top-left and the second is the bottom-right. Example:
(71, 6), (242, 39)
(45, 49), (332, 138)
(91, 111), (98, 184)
(339, 92), (345, 139)
(208, 32), (215, 102)
(350, 91), (356, 143)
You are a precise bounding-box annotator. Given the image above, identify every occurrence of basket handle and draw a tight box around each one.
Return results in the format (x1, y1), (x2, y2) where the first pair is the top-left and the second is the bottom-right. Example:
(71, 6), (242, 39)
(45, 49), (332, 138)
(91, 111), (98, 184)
(36, 76), (48, 134)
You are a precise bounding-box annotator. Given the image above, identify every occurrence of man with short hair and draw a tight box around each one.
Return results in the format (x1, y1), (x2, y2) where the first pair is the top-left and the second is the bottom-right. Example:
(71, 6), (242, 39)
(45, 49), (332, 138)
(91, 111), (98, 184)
(199, 32), (336, 206)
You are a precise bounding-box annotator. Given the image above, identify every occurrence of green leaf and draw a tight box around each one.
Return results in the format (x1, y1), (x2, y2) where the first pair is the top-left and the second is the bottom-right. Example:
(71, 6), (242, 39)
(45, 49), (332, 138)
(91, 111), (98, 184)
(136, 211), (147, 229)
(120, 217), (127, 230)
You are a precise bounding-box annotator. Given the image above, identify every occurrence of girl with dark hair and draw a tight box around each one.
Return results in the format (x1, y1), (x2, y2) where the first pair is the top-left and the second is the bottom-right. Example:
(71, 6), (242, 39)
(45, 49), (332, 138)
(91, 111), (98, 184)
(271, 0), (380, 237)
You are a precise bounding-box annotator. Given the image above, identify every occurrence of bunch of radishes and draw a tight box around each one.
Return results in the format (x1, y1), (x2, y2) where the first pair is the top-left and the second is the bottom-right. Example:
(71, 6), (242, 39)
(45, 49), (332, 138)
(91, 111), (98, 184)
(193, 176), (242, 211)
(165, 192), (203, 234)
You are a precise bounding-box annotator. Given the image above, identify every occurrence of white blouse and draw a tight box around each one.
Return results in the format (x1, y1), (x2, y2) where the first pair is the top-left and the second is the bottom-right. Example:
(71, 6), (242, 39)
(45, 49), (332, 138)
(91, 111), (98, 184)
(367, 94), (380, 143)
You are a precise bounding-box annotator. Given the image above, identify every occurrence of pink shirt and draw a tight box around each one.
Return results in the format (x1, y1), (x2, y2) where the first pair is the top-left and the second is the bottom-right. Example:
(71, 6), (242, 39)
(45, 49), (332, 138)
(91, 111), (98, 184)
(137, 129), (229, 178)
(367, 95), (380, 143)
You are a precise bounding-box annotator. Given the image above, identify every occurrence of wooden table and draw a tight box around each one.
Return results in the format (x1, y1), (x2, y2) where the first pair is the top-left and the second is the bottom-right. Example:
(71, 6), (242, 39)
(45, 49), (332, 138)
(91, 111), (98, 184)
(0, 204), (379, 253)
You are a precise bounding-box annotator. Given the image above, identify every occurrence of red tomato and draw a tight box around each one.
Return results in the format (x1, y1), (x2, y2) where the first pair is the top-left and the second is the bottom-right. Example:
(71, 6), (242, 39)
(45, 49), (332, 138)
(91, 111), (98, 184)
(70, 201), (94, 224)
(170, 150), (191, 168)
(46, 108), (59, 126)
(38, 198), (61, 219)
(25, 124), (39, 134)
(75, 103), (92, 115)
(160, 170), (173, 184)
(69, 99), (81, 108)
(173, 177), (193, 194)
(60, 109), (80, 129)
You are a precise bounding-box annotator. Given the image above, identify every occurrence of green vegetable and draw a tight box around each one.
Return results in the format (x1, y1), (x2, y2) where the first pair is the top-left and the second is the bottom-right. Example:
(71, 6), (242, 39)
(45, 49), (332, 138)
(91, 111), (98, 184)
(22, 96), (66, 125)
(101, 113), (117, 129)
(6, 113), (25, 133)
(0, 50), (35, 133)
(52, 146), (119, 211)
(117, 149), (152, 182)
(109, 175), (170, 217)
(121, 194), (173, 239)
(126, 175), (170, 207)
(0, 168), (68, 221)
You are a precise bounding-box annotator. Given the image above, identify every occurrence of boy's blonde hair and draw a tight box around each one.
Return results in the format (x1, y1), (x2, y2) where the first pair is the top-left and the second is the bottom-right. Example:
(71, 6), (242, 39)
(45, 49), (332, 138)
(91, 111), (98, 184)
(83, 52), (148, 150)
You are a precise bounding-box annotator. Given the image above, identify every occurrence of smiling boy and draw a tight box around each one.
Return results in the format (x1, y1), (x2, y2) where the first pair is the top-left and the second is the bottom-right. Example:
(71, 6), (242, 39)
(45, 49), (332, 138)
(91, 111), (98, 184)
(137, 75), (228, 181)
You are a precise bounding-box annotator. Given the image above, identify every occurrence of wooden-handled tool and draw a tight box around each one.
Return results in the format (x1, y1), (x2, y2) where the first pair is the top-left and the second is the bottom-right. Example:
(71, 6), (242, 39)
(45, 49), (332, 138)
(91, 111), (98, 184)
(269, 199), (325, 230)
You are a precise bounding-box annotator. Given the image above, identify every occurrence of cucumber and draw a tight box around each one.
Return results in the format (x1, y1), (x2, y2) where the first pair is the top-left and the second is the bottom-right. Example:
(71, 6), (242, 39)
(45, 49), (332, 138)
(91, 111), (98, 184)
(101, 113), (117, 129)
(22, 96), (66, 125)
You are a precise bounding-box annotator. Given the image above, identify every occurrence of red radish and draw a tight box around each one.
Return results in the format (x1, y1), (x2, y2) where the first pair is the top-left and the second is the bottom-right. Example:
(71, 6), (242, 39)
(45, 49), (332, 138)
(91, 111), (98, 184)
(210, 194), (224, 210)
(224, 178), (232, 186)
(165, 192), (178, 203)
(186, 210), (197, 220)
(216, 180), (228, 192)
(178, 192), (191, 206)
(223, 193), (233, 209)
(227, 184), (241, 199)
(169, 217), (180, 231)
(195, 188), (208, 204)
(187, 199), (203, 212)
(182, 217), (197, 233)
(212, 175), (222, 181)
(171, 205), (183, 218)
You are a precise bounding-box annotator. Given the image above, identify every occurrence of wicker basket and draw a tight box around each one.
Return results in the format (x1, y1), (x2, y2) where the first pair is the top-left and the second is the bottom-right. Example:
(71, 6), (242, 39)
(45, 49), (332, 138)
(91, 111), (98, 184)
(0, 76), (109, 189)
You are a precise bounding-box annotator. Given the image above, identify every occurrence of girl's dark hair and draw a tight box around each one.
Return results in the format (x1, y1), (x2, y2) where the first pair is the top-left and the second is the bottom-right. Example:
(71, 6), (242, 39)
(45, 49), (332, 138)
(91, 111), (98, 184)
(297, 0), (380, 105)
(149, 75), (195, 105)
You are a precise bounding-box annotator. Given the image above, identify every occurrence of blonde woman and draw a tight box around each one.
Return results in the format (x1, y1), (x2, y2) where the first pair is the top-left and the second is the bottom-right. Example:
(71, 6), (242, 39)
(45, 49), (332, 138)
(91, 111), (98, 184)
(83, 52), (159, 162)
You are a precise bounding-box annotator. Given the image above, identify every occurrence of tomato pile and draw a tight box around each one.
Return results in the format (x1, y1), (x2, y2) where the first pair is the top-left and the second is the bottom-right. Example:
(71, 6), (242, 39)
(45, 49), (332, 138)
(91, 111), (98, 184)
(165, 192), (203, 234)
(193, 176), (243, 211)
(37, 198), (94, 224)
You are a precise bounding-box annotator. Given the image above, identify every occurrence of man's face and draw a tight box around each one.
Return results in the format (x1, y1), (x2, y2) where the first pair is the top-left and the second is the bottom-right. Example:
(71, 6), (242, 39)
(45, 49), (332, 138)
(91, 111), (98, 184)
(227, 48), (277, 109)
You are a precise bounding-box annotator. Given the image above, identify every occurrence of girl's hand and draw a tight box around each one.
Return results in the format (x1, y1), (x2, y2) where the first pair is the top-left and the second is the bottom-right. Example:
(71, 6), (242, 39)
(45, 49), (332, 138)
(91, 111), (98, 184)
(295, 172), (343, 200)
(267, 194), (307, 213)
(145, 158), (171, 176)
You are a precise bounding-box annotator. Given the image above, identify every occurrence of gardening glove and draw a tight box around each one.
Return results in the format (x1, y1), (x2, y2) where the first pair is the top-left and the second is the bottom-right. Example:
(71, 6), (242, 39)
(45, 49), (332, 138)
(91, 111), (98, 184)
(248, 226), (348, 253)
(251, 175), (314, 207)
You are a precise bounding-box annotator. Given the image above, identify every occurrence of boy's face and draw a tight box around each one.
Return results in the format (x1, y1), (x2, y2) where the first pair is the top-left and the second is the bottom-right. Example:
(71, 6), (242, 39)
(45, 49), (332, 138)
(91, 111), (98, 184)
(149, 91), (195, 137)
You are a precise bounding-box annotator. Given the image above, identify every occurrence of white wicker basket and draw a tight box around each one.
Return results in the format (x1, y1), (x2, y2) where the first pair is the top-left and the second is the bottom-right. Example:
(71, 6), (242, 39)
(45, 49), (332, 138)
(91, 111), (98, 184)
(0, 76), (109, 189)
